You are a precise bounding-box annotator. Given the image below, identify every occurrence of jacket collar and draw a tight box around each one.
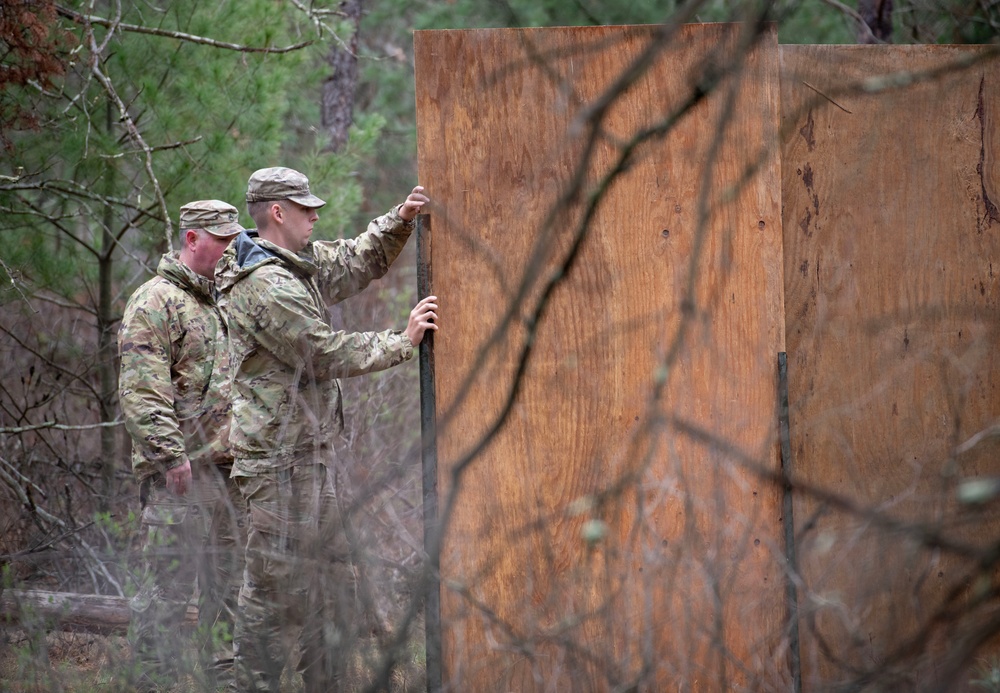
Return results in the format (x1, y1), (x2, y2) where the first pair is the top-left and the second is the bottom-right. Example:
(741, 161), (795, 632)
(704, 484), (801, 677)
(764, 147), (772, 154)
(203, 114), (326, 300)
(156, 252), (215, 301)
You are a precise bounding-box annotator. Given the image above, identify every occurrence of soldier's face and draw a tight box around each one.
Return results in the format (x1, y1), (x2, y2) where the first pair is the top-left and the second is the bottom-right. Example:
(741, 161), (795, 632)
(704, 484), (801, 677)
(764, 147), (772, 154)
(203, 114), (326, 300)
(276, 201), (320, 252)
(186, 229), (234, 279)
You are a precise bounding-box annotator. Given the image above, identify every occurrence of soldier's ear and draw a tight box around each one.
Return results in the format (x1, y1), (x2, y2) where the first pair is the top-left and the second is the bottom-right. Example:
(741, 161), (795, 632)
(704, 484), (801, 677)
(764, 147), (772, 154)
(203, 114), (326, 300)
(270, 202), (284, 224)
(184, 228), (200, 248)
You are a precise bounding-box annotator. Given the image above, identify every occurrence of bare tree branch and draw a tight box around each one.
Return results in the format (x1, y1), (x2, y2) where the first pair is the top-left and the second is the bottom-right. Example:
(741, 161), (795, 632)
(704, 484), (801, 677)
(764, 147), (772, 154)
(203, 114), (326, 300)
(0, 420), (123, 435)
(81, 22), (173, 248)
(0, 322), (104, 403)
(98, 135), (203, 158)
(0, 255), (34, 308)
(55, 5), (314, 53)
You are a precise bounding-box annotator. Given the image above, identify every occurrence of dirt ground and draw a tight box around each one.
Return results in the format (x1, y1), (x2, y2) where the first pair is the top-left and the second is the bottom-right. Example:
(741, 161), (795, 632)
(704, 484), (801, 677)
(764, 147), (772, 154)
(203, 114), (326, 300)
(0, 630), (138, 692)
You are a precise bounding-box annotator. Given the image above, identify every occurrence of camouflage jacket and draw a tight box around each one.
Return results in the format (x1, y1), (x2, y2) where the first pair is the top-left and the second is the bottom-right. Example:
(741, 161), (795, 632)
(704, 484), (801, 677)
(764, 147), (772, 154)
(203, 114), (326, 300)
(215, 206), (414, 471)
(118, 253), (233, 482)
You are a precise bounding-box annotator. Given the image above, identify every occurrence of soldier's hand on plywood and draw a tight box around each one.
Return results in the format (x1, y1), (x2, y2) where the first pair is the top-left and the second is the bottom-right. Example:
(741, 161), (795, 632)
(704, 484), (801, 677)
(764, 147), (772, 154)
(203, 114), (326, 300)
(398, 186), (429, 222)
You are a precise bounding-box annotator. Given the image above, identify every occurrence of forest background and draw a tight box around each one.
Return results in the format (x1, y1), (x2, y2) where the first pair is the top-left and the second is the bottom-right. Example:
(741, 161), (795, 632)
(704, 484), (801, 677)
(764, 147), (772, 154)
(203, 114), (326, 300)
(0, 0), (997, 691)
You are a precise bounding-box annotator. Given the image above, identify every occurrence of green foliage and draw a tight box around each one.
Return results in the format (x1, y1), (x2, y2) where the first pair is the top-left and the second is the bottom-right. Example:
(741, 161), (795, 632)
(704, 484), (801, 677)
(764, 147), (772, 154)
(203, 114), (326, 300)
(0, 0), (361, 298)
(774, 1), (854, 44)
(1, 228), (85, 299)
(90, 0), (315, 226)
(402, 0), (674, 29)
(299, 112), (387, 240)
(393, 0), (841, 32)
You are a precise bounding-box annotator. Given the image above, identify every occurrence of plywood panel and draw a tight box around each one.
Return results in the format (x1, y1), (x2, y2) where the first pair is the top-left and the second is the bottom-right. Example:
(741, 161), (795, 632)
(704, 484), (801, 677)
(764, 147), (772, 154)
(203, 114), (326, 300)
(781, 45), (1000, 690)
(416, 25), (788, 691)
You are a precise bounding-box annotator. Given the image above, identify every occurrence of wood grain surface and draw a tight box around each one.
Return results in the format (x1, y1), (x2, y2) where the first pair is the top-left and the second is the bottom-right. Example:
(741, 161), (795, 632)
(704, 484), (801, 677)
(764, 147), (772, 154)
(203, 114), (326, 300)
(416, 24), (788, 691)
(781, 44), (1000, 690)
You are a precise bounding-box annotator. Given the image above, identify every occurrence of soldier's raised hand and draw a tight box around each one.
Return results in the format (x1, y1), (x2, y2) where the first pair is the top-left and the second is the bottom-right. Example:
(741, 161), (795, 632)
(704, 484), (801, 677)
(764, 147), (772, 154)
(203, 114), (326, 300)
(398, 186), (429, 222)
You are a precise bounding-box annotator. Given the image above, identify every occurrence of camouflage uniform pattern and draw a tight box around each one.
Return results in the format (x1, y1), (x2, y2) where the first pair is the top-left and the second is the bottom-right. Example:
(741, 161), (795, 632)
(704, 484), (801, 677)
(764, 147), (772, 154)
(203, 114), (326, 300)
(244, 166), (326, 209)
(215, 207), (415, 469)
(232, 459), (357, 692)
(118, 251), (245, 688)
(119, 252), (232, 481)
(215, 204), (415, 692)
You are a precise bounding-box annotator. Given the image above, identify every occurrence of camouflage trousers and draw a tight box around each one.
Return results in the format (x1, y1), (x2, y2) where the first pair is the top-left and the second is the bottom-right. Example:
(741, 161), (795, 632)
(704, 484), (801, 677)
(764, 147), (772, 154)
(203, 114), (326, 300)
(232, 460), (359, 693)
(130, 464), (246, 690)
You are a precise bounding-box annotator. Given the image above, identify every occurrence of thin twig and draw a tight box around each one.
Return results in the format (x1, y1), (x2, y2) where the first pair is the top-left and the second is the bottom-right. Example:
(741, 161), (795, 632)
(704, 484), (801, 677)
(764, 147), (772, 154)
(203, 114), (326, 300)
(0, 178), (150, 213)
(955, 421), (1000, 455)
(0, 256), (33, 308)
(0, 455), (47, 498)
(56, 5), (314, 54)
(0, 420), (124, 434)
(802, 80), (853, 113)
(86, 39), (173, 244)
(98, 135), (203, 158)
(0, 520), (97, 560)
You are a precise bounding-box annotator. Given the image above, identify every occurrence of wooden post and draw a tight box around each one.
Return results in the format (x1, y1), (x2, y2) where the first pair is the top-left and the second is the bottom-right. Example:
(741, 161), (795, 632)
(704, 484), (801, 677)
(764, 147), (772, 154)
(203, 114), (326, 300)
(417, 214), (442, 693)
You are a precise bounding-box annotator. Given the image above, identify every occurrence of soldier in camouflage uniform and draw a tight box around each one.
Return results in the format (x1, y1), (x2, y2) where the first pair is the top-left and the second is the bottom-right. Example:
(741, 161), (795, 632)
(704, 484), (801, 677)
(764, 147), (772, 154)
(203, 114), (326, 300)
(215, 167), (438, 692)
(119, 200), (248, 691)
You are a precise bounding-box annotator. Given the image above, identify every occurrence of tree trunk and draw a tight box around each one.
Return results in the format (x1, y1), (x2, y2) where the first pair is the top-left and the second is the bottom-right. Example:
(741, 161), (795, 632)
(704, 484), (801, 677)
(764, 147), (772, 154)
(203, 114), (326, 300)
(858, 0), (893, 43)
(98, 98), (118, 511)
(0, 589), (197, 635)
(321, 0), (364, 152)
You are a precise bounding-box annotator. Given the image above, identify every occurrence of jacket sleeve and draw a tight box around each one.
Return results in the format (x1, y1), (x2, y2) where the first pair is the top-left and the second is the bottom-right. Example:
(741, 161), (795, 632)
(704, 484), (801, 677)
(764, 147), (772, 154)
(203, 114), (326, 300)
(310, 206), (414, 304)
(117, 292), (189, 480)
(242, 267), (413, 381)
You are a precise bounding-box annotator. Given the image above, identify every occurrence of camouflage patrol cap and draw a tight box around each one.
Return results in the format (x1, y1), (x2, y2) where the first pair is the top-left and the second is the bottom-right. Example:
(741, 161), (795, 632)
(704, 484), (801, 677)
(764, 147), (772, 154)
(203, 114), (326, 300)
(178, 200), (244, 237)
(245, 167), (327, 208)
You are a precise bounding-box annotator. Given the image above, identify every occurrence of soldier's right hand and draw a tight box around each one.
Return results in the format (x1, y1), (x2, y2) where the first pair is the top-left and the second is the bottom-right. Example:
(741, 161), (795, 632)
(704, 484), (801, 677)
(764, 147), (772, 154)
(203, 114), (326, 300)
(166, 460), (192, 496)
(398, 186), (429, 222)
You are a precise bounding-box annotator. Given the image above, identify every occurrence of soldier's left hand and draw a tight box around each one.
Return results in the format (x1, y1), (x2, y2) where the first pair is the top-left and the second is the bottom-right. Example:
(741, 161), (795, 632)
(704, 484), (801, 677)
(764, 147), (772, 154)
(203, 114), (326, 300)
(405, 294), (438, 346)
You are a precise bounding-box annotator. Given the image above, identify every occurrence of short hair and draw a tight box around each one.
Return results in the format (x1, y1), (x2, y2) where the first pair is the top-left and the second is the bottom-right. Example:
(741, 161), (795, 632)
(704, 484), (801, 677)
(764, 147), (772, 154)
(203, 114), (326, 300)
(247, 199), (282, 230)
(177, 225), (204, 246)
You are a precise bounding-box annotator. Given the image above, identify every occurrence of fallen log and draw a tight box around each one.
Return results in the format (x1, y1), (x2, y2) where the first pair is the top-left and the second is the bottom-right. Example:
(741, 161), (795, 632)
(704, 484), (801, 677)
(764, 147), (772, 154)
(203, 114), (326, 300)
(0, 589), (198, 635)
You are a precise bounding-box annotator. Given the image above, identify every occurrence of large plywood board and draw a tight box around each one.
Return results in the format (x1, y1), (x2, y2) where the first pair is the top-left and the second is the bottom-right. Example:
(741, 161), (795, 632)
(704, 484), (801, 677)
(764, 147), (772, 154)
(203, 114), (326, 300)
(416, 25), (788, 691)
(781, 45), (1000, 690)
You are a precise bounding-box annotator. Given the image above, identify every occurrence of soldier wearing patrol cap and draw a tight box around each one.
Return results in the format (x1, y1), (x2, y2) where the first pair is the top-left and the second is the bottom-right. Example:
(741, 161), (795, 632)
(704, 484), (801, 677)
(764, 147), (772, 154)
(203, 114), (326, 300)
(216, 168), (439, 692)
(119, 199), (247, 691)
